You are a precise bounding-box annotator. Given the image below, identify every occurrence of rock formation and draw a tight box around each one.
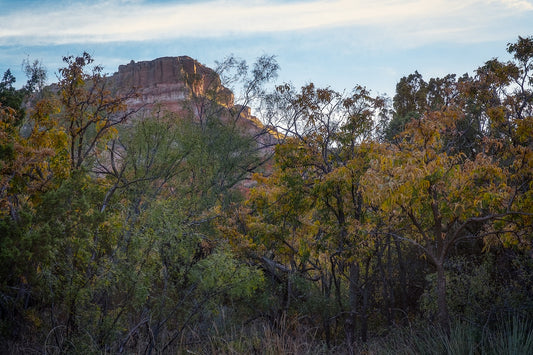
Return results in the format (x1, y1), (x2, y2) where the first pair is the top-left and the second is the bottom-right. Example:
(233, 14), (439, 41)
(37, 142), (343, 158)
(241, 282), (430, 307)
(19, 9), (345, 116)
(107, 56), (277, 149)
(109, 56), (226, 113)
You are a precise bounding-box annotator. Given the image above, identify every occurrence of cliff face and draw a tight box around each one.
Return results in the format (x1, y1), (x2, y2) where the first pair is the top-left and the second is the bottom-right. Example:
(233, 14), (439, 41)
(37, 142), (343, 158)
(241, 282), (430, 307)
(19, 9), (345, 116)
(108, 56), (276, 147)
(110, 56), (231, 113)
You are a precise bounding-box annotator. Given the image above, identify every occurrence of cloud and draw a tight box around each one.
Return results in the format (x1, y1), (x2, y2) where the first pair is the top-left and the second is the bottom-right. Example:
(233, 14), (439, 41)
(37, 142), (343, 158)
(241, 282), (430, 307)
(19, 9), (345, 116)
(0, 0), (531, 46)
(496, 0), (533, 10)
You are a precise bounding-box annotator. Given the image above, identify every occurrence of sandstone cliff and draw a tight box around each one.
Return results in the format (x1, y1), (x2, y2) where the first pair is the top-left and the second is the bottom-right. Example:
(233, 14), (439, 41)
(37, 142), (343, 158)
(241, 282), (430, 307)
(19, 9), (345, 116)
(106, 56), (278, 150)
(110, 56), (225, 112)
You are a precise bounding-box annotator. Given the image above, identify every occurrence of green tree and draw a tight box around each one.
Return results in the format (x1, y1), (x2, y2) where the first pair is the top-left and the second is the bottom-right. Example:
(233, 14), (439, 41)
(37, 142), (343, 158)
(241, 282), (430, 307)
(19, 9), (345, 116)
(0, 70), (24, 121)
(82, 55), (280, 352)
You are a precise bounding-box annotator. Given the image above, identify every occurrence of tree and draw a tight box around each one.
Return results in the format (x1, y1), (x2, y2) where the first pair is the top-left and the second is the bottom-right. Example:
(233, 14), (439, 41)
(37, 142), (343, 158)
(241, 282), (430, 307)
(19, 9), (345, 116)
(0, 65), (70, 340)
(22, 58), (47, 94)
(228, 82), (390, 345)
(0, 59), (47, 122)
(0, 70), (24, 122)
(84, 55), (280, 352)
(56, 52), (139, 171)
(384, 71), (428, 141)
(0, 91), (68, 222)
(183, 54), (281, 189)
(363, 108), (530, 332)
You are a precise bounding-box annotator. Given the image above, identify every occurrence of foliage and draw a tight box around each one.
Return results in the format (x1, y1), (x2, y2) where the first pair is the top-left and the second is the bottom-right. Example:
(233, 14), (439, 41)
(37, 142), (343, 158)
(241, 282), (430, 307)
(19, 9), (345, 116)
(421, 253), (533, 325)
(362, 39), (533, 329)
(2, 38), (533, 353)
(368, 315), (533, 355)
(0, 70), (25, 122)
(57, 52), (139, 171)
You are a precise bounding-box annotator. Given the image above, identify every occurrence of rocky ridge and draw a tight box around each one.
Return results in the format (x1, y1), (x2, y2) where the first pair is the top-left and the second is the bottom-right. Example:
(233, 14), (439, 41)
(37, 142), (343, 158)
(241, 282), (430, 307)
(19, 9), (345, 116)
(108, 56), (277, 147)
(110, 56), (225, 113)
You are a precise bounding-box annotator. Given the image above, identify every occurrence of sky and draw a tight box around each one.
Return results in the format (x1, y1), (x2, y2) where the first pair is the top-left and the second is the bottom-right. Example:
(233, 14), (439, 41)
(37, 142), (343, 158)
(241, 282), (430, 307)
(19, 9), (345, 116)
(1, 0), (532, 99)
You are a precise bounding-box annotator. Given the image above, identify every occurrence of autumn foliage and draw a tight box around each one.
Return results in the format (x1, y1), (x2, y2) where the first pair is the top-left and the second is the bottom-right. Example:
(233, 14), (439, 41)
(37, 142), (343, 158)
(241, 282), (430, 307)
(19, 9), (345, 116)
(1, 38), (532, 353)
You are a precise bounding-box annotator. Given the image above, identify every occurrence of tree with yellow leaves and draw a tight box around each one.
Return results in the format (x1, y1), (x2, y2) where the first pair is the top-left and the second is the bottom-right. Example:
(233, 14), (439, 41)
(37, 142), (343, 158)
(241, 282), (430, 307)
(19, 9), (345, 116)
(57, 52), (140, 171)
(228, 82), (388, 345)
(363, 105), (531, 332)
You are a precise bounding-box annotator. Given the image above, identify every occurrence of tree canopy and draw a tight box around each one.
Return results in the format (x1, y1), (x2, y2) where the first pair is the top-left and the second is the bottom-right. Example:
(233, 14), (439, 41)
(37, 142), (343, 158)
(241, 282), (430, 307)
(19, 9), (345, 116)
(1, 37), (532, 354)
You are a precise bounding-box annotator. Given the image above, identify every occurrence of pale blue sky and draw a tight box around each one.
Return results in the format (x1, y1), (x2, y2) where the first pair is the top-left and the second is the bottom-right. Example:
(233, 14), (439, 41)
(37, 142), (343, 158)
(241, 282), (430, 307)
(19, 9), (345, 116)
(1, 0), (532, 99)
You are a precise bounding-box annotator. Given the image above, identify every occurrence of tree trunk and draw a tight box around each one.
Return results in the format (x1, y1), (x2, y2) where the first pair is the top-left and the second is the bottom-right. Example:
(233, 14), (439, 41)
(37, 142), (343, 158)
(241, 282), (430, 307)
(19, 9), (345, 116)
(360, 257), (371, 343)
(436, 262), (450, 334)
(345, 262), (359, 351)
(394, 237), (408, 324)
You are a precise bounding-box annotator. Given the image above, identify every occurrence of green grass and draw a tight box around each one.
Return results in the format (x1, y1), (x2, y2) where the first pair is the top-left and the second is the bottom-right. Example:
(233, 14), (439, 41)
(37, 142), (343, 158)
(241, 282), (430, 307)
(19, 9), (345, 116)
(3, 313), (531, 354)
(367, 315), (533, 355)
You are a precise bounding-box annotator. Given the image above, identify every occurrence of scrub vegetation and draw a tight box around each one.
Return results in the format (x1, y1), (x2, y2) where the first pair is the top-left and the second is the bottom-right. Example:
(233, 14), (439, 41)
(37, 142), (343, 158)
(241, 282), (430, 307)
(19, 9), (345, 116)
(1, 36), (532, 354)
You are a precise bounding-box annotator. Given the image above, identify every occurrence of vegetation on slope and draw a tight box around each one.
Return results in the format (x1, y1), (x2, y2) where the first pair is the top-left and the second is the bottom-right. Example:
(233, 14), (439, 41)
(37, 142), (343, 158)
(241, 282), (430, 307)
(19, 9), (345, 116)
(1, 36), (532, 354)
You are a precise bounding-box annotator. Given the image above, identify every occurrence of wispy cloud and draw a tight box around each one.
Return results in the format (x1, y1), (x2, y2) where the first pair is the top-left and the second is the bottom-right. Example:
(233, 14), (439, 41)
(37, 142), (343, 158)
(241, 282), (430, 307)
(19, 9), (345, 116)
(495, 0), (533, 10)
(0, 0), (531, 47)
